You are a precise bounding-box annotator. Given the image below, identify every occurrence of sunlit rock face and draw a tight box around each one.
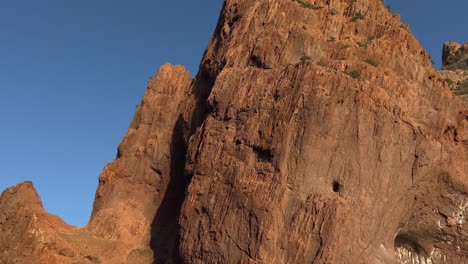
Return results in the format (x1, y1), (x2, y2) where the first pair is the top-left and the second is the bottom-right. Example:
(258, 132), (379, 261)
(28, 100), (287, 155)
(1, 0), (467, 263)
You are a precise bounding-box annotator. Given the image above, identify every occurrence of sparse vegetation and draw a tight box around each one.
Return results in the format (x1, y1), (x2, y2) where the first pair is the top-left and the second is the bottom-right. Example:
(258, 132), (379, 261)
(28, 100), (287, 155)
(364, 58), (379, 67)
(329, 8), (338, 16)
(317, 59), (327, 67)
(346, 70), (361, 79)
(444, 78), (454, 86)
(455, 80), (468, 96)
(351, 11), (364, 22)
(357, 41), (368, 48)
(61, 230), (109, 246)
(447, 54), (457, 63)
(300, 55), (312, 62)
(442, 62), (468, 71)
(340, 44), (350, 49)
(127, 248), (154, 263)
(293, 0), (323, 10)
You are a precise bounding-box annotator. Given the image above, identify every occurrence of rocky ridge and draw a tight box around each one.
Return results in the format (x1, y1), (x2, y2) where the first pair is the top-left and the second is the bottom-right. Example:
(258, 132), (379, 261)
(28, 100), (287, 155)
(1, 0), (467, 263)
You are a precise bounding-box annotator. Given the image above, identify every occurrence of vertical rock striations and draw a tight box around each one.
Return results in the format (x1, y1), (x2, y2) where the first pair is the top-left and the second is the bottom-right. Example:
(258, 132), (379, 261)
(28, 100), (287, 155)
(1, 0), (467, 263)
(86, 63), (198, 262)
(175, 0), (467, 263)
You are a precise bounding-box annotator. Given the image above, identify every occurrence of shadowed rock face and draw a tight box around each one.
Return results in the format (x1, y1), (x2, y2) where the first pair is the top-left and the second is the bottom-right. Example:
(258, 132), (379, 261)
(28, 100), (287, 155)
(1, 0), (467, 263)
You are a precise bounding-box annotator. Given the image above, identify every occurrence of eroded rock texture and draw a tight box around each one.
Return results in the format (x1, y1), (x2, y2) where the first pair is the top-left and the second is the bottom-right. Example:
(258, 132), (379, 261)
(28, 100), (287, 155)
(0, 182), (77, 263)
(1, 0), (467, 263)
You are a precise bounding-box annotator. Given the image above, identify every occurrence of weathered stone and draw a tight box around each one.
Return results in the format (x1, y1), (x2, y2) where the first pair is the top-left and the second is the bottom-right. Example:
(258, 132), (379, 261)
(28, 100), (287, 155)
(1, 0), (467, 263)
(0, 182), (80, 263)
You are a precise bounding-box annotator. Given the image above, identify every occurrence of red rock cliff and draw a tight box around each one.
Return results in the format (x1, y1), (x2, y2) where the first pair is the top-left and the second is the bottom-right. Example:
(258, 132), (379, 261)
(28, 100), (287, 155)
(1, 0), (467, 263)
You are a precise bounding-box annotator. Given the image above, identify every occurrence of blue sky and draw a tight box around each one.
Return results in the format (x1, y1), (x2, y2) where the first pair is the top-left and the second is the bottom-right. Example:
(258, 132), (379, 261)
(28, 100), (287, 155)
(0, 1), (466, 227)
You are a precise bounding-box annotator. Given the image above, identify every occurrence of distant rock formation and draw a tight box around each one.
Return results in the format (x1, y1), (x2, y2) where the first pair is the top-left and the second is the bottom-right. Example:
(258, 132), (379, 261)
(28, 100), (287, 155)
(442, 41), (468, 69)
(1, 0), (467, 263)
(440, 41), (468, 101)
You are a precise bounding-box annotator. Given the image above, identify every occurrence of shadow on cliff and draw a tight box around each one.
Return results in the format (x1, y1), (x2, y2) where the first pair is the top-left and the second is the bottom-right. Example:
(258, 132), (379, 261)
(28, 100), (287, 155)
(149, 56), (217, 263)
(150, 115), (189, 264)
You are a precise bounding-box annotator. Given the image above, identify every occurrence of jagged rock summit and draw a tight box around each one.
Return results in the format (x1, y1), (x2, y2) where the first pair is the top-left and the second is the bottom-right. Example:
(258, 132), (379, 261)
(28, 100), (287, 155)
(442, 41), (468, 69)
(1, 0), (467, 263)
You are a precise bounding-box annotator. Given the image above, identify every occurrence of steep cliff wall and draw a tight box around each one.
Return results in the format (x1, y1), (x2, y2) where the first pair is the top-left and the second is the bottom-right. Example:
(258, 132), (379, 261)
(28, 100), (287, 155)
(1, 0), (467, 263)
(177, 1), (467, 263)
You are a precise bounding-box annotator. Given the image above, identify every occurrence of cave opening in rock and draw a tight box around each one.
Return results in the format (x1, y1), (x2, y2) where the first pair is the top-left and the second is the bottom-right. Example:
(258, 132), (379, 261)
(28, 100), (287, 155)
(394, 233), (432, 264)
(332, 181), (341, 193)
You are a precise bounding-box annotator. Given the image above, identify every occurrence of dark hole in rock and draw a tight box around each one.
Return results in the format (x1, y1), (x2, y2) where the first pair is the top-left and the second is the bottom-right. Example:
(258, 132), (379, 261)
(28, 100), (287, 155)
(273, 90), (280, 102)
(208, 98), (220, 114)
(252, 146), (274, 162)
(250, 55), (272, 69)
(228, 15), (241, 28)
(332, 181), (341, 193)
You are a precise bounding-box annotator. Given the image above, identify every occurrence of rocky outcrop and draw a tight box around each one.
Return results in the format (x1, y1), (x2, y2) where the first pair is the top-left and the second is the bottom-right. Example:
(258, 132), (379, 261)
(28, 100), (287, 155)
(440, 41), (468, 101)
(87, 64), (194, 250)
(1, 0), (467, 263)
(0, 182), (83, 263)
(442, 41), (468, 69)
(0, 182), (155, 264)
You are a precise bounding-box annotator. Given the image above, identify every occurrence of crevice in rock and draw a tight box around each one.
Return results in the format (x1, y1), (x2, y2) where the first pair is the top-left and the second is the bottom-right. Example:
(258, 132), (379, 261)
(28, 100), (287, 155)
(250, 54), (272, 69)
(226, 232), (252, 259)
(150, 166), (163, 176)
(444, 125), (458, 142)
(207, 96), (220, 119)
(150, 115), (189, 264)
(150, 65), (217, 263)
(228, 15), (241, 29)
(190, 69), (217, 134)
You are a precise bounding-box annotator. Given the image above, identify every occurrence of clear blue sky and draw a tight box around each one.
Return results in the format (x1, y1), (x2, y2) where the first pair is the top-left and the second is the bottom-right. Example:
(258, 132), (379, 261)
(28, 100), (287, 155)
(0, 1), (466, 227)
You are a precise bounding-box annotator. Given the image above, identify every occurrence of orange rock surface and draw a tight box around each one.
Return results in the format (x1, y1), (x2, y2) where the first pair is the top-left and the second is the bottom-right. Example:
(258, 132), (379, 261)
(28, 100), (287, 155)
(1, 0), (467, 263)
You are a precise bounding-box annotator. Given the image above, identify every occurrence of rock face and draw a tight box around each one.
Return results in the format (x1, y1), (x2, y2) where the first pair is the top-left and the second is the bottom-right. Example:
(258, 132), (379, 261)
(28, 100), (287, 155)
(440, 41), (468, 101)
(1, 0), (467, 263)
(0, 182), (76, 263)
